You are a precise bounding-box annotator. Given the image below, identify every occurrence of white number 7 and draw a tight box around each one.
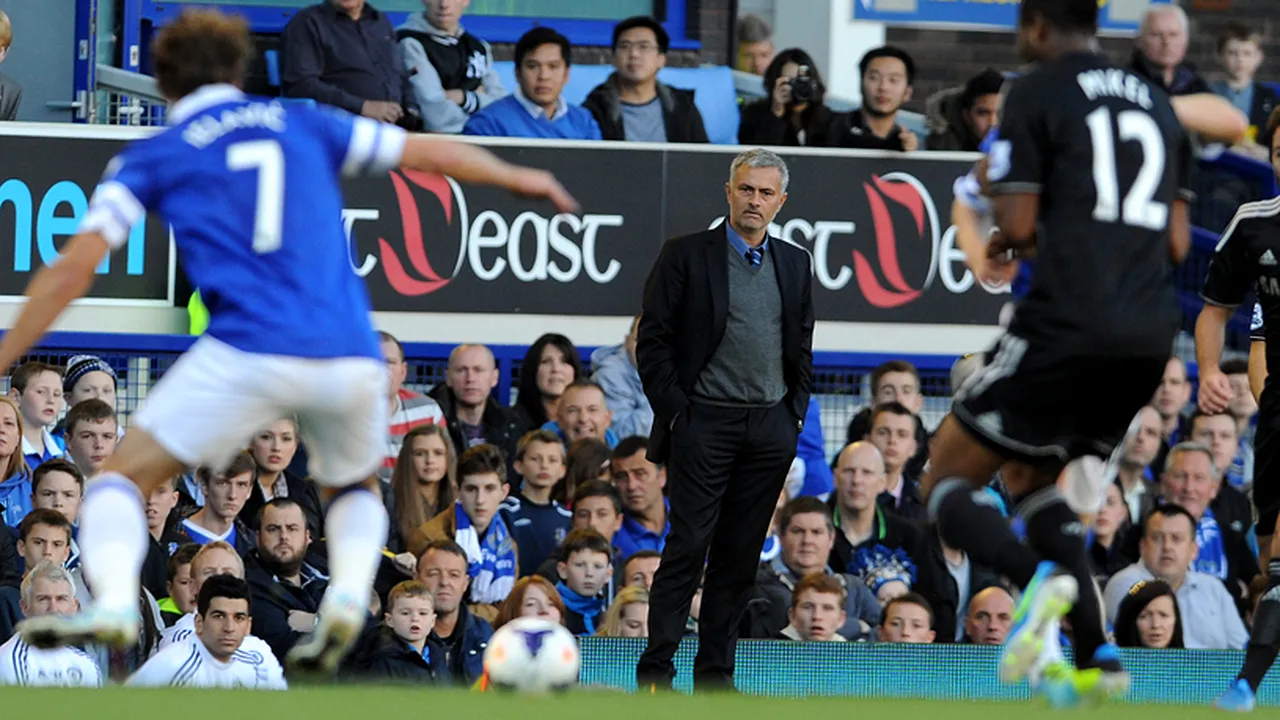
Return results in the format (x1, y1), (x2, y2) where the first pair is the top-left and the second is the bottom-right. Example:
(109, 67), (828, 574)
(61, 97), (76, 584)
(227, 140), (285, 254)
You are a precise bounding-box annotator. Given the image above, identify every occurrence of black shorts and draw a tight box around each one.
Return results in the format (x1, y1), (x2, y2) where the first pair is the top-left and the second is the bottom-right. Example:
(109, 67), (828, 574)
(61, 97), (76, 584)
(953, 332), (1167, 467)
(1255, 407), (1280, 534)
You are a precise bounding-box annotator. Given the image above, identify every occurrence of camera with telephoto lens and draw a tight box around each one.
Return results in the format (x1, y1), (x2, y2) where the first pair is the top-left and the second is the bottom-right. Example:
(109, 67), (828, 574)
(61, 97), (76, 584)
(789, 65), (815, 105)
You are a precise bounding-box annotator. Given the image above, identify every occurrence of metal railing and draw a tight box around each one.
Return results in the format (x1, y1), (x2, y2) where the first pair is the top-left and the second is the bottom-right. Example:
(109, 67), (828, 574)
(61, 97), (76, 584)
(91, 64), (167, 126)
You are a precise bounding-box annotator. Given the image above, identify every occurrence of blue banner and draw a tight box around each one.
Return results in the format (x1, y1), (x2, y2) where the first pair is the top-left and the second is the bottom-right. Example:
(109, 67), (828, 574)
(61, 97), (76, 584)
(853, 0), (1172, 33)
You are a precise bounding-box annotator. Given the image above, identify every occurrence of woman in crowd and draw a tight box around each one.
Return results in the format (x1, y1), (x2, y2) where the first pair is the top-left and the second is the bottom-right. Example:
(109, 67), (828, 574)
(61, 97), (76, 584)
(738, 48), (832, 147)
(0, 397), (32, 529)
(513, 334), (582, 430)
(240, 417), (322, 536)
(387, 425), (458, 570)
(597, 586), (649, 638)
(1089, 481), (1136, 584)
(493, 576), (567, 629)
(1114, 580), (1184, 650)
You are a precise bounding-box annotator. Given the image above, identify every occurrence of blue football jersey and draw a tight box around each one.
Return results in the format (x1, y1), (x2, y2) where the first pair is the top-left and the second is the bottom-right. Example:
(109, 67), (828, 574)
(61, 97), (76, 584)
(79, 85), (407, 360)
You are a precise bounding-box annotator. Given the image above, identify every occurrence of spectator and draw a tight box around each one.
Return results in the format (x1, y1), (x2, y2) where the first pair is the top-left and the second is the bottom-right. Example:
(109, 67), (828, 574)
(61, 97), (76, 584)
(877, 592), (935, 644)
(380, 331), (446, 481)
(1114, 579), (1184, 649)
(621, 550), (661, 591)
(734, 13), (774, 76)
(1158, 440), (1256, 609)
(1090, 482), (1137, 584)
(748, 497), (880, 641)
(963, 586), (1013, 645)
(179, 452), (255, 554)
(568, 479), (624, 548)
(559, 437), (612, 504)
(1103, 505), (1247, 650)
(1211, 23), (1278, 157)
(925, 68), (1003, 152)
(415, 538), (493, 685)
(241, 418), (322, 538)
(1117, 406), (1163, 524)
(493, 575), (565, 629)
(281, 0), (422, 130)
(399, 0), (504, 133)
(1184, 412), (1253, 534)
(407, 444), (516, 622)
(386, 425), (457, 561)
(739, 48), (832, 147)
(15, 510), (85, 604)
(610, 436), (669, 559)
(54, 355), (117, 445)
(29, 459), (82, 527)
(582, 16), (709, 143)
(591, 315), (653, 441)
(142, 474), (185, 571)
(1152, 358), (1191, 451)
(512, 334), (582, 430)
(851, 545), (916, 607)
(158, 543), (200, 627)
(9, 362), (64, 471)
(158, 540), (245, 649)
(1219, 359), (1258, 492)
(0, 561), (99, 687)
(555, 528), (612, 636)
(129, 575), (287, 689)
(0, 397), (30, 528)
(597, 585), (648, 638)
(1130, 4), (1210, 96)
(795, 398), (834, 499)
(61, 399), (117, 477)
(828, 441), (920, 574)
(502, 429), (571, 576)
(828, 46), (918, 151)
(0, 10), (20, 121)
(913, 525), (1002, 644)
(543, 380), (619, 449)
(464, 28), (600, 140)
(343, 579), (447, 683)
(845, 360), (930, 479)
(428, 344), (524, 463)
(866, 403), (926, 520)
(779, 574), (849, 642)
(244, 499), (327, 660)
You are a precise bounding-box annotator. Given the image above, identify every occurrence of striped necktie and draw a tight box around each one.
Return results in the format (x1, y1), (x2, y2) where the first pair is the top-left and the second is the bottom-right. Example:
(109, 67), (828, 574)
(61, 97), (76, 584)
(745, 247), (763, 267)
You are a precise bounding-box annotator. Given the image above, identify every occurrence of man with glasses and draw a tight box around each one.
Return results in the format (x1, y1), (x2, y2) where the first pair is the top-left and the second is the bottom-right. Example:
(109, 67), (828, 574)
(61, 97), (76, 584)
(582, 16), (708, 143)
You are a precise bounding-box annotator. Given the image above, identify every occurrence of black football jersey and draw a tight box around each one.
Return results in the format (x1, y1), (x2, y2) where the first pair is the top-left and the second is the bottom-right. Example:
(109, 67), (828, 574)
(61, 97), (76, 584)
(987, 52), (1194, 355)
(1202, 198), (1280, 378)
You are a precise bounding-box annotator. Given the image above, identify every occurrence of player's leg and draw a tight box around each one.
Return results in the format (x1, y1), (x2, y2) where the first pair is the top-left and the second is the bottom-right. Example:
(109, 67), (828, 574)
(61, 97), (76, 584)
(1217, 505), (1280, 711)
(286, 356), (390, 674)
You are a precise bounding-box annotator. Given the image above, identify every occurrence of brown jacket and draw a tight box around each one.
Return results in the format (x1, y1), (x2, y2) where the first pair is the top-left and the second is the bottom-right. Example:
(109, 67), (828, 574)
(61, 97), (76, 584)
(407, 505), (518, 625)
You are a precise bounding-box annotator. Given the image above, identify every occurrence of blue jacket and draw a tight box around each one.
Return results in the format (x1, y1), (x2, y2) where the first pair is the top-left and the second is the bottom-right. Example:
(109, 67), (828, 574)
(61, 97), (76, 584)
(432, 603), (492, 685)
(796, 398), (833, 498)
(0, 469), (32, 528)
(463, 93), (602, 140)
(541, 421), (619, 449)
(590, 343), (653, 441)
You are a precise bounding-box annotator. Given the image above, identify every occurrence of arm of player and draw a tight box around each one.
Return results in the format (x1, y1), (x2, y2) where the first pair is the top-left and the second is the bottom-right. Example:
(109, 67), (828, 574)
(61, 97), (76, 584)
(1251, 339), (1267, 405)
(0, 232), (109, 372)
(1168, 199), (1192, 264)
(1195, 304), (1234, 413)
(991, 194), (1038, 251)
(399, 136), (578, 214)
(1171, 94), (1249, 144)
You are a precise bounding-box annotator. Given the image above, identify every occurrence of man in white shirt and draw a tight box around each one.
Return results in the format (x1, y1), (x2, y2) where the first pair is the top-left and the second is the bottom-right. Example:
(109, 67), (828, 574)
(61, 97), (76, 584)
(0, 560), (100, 686)
(129, 574), (286, 689)
(1103, 504), (1247, 650)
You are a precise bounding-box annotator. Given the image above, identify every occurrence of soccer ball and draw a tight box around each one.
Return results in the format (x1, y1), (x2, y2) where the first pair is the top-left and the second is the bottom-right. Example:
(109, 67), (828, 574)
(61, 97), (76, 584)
(483, 617), (580, 693)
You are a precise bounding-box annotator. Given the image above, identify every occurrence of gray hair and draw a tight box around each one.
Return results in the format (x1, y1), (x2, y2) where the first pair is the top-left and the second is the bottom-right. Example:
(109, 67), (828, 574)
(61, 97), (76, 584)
(21, 560), (76, 606)
(736, 13), (772, 44)
(1164, 441), (1219, 479)
(729, 148), (790, 193)
(1140, 4), (1188, 36)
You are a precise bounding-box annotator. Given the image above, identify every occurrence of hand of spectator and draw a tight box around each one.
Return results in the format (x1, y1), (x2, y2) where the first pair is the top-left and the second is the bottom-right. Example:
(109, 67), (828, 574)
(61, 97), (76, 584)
(287, 610), (318, 633)
(771, 77), (792, 118)
(446, 89), (466, 106)
(1198, 366), (1234, 414)
(362, 100), (404, 124)
(507, 168), (579, 214)
(393, 551), (417, 577)
(900, 127), (920, 153)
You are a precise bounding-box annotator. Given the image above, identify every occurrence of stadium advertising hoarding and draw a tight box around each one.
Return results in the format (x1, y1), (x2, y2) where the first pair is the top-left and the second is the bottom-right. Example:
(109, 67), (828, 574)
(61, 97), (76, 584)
(851, 0), (1171, 32)
(0, 129), (1006, 324)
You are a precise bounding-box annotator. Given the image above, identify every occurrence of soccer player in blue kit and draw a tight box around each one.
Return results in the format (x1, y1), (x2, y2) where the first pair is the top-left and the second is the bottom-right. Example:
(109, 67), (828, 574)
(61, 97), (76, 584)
(0, 9), (576, 674)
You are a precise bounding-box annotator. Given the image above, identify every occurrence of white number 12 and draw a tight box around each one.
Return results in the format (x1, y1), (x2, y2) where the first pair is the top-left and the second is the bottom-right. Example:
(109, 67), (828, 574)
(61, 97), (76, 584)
(1085, 106), (1168, 231)
(227, 140), (285, 254)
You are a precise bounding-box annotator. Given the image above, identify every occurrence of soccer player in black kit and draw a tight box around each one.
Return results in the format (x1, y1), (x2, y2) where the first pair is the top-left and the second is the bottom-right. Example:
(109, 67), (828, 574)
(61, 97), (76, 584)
(1196, 107), (1280, 713)
(920, 0), (1193, 704)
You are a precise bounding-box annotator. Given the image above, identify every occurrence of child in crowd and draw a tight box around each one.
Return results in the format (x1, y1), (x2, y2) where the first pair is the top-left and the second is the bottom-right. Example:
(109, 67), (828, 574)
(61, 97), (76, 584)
(555, 528), (613, 635)
(8, 362), (64, 470)
(503, 430), (572, 576)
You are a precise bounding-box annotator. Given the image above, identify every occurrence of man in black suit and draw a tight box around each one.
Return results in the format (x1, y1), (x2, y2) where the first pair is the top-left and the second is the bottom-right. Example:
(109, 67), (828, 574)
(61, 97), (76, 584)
(635, 147), (814, 690)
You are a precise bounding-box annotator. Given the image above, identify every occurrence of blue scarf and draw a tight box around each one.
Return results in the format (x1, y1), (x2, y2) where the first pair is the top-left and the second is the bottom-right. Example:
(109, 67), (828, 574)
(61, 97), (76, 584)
(453, 502), (516, 604)
(1194, 508), (1229, 581)
(0, 468), (32, 528)
(556, 581), (603, 636)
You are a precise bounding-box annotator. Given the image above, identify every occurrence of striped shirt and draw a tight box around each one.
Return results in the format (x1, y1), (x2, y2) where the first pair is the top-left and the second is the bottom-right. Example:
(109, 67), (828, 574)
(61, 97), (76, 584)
(0, 635), (101, 687)
(381, 389), (444, 479)
(128, 634), (287, 689)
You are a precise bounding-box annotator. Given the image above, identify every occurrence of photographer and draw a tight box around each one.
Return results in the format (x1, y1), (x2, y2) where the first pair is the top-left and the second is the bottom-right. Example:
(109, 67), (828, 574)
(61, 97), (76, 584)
(738, 49), (831, 147)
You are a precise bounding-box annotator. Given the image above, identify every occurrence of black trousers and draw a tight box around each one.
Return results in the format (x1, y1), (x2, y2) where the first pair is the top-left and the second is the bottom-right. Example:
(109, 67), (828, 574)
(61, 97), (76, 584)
(637, 400), (797, 689)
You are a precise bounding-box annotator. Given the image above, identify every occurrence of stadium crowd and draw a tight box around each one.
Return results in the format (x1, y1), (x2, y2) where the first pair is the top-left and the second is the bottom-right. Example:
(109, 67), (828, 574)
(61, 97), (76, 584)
(0, 0), (1274, 692)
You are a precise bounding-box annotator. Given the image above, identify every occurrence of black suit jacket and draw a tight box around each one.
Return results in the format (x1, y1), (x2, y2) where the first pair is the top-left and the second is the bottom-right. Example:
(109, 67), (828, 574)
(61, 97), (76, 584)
(637, 224), (814, 463)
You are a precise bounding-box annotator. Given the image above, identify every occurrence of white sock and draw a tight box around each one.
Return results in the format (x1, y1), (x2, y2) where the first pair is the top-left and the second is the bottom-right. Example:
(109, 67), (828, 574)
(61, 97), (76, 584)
(78, 474), (147, 614)
(323, 488), (388, 604)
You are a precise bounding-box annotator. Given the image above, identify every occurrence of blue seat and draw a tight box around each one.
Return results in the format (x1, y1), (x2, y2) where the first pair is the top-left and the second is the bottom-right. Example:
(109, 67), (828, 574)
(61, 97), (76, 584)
(264, 49), (281, 89)
(490, 61), (740, 144)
